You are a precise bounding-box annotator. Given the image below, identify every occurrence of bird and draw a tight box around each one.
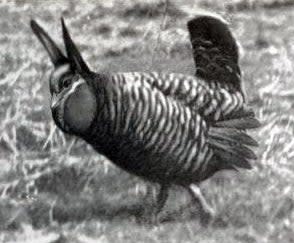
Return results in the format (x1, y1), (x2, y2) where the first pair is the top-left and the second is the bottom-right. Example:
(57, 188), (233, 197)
(30, 16), (260, 225)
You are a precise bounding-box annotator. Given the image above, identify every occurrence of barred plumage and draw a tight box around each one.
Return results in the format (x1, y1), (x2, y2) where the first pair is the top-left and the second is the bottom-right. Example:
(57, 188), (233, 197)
(84, 73), (213, 184)
(31, 15), (260, 224)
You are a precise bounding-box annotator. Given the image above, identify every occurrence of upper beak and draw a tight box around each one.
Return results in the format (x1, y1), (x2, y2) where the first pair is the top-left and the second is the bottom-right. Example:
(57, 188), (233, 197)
(51, 93), (60, 109)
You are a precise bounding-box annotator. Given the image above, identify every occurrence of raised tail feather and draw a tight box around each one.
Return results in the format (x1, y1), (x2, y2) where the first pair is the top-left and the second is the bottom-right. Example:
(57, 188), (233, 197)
(208, 110), (260, 171)
(187, 14), (241, 87)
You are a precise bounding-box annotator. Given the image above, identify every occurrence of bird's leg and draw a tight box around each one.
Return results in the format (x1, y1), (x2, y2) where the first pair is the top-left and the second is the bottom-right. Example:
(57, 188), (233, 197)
(140, 183), (156, 217)
(154, 184), (169, 215)
(139, 184), (169, 224)
(187, 184), (215, 226)
(150, 184), (169, 224)
(143, 183), (157, 204)
(139, 183), (157, 218)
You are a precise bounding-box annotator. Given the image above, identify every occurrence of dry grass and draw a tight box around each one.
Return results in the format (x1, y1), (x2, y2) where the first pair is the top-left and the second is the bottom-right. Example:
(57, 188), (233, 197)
(1, 0), (294, 242)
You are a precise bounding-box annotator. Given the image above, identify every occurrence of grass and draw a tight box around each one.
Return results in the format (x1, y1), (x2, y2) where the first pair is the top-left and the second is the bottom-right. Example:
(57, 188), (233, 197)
(1, 0), (294, 242)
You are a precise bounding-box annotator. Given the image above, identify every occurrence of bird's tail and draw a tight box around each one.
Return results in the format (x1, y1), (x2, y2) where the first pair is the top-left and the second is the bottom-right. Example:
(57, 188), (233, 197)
(187, 13), (241, 88)
(208, 108), (260, 170)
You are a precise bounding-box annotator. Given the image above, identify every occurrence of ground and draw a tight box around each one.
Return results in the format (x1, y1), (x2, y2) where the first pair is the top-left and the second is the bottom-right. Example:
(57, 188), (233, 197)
(0, 0), (294, 242)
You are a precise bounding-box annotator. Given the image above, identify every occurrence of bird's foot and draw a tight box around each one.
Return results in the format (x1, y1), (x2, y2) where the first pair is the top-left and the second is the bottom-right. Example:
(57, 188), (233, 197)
(199, 205), (215, 227)
(136, 207), (162, 225)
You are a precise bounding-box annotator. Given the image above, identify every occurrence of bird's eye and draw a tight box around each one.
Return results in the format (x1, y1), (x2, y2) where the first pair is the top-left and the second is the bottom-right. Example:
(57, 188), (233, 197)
(63, 78), (72, 88)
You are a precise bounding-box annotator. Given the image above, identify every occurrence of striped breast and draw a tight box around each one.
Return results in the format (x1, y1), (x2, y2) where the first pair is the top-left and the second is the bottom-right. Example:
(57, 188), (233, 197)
(85, 73), (214, 184)
(115, 72), (245, 123)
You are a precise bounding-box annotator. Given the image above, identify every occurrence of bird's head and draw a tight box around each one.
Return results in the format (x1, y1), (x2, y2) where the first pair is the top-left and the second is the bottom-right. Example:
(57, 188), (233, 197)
(30, 18), (97, 135)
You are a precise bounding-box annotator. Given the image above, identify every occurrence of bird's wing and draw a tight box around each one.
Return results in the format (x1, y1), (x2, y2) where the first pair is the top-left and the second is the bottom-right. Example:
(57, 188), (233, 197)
(187, 14), (242, 88)
(115, 72), (245, 122)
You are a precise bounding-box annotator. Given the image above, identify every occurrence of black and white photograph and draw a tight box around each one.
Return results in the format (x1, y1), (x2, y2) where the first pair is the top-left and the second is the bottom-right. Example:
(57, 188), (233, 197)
(0, 0), (293, 242)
